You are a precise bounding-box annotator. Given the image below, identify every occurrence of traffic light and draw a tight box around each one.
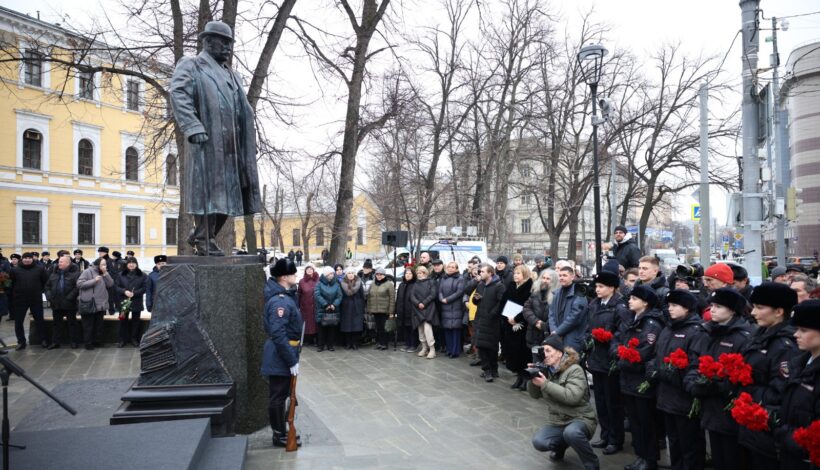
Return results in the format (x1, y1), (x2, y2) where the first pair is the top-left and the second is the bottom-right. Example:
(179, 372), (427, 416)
(786, 187), (804, 221)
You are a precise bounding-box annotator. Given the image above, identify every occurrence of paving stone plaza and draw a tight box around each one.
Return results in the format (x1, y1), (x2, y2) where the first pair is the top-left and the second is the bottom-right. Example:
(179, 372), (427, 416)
(0, 313), (661, 469)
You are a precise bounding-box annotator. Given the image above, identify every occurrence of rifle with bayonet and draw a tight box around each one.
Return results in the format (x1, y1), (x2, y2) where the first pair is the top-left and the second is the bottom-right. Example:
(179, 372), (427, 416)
(285, 321), (305, 452)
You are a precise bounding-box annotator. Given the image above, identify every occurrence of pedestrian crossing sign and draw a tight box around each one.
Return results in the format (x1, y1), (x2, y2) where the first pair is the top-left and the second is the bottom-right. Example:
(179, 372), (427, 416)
(692, 204), (701, 221)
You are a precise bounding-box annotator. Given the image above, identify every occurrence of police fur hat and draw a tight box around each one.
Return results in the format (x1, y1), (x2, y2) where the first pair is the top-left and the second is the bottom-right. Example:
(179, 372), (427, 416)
(709, 287), (747, 315)
(496, 255), (509, 265)
(729, 264), (748, 281)
(112, 251), (122, 259)
(97, 246), (109, 254)
(629, 284), (658, 308)
(792, 299), (820, 331)
(750, 282), (798, 314)
(41, 251), (50, 256)
(270, 258), (297, 277)
(73, 249), (83, 255)
(10, 253), (21, 261)
(21, 252), (34, 259)
(126, 250), (135, 256)
(153, 255), (168, 264)
(593, 271), (620, 288)
(666, 289), (699, 312)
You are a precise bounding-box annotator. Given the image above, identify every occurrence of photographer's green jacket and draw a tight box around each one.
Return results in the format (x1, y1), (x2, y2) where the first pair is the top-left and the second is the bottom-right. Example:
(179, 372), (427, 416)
(527, 348), (598, 435)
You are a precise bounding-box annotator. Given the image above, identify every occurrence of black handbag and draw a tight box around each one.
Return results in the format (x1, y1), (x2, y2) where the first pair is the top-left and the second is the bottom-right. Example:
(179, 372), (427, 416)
(321, 311), (340, 326)
(78, 297), (97, 315)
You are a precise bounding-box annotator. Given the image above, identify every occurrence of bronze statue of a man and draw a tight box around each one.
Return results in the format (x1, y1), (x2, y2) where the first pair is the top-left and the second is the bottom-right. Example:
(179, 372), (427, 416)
(170, 21), (262, 256)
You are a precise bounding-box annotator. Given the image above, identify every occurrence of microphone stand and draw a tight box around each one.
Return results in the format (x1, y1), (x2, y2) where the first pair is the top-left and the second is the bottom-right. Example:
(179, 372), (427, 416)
(0, 356), (76, 470)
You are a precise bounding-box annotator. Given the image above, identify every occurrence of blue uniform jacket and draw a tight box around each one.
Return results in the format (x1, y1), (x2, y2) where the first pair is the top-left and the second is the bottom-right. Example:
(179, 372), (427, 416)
(146, 267), (161, 312)
(261, 281), (303, 377)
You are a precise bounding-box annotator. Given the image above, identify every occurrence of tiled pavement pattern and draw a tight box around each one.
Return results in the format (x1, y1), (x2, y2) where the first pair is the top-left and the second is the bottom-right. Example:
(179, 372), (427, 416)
(3, 314), (651, 469)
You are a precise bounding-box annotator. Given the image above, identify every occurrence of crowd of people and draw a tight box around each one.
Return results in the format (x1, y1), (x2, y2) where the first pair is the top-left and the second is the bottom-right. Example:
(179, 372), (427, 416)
(0, 247), (165, 351)
(262, 226), (820, 470)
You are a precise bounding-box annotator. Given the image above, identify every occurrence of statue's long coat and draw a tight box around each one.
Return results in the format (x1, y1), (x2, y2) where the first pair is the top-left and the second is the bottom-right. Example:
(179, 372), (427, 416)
(170, 51), (262, 216)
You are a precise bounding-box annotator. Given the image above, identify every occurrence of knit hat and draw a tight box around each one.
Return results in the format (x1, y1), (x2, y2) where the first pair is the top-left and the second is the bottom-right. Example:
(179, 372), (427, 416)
(322, 266), (334, 276)
(594, 271), (620, 288)
(770, 266), (787, 279)
(792, 299), (820, 330)
(496, 256), (509, 265)
(541, 335), (564, 353)
(629, 285), (658, 308)
(666, 289), (699, 312)
(535, 255), (544, 263)
(614, 225), (628, 234)
(704, 263), (734, 285)
(729, 264), (748, 281)
(375, 268), (386, 276)
(363, 259), (373, 269)
(270, 258), (297, 277)
(750, 282), (798, 314)
(709, 287), (747, 315)
(602, 258), (621, 274)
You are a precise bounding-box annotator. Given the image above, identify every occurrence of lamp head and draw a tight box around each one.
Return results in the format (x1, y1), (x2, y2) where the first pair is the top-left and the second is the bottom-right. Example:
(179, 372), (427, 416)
(577, 43), (608, 86)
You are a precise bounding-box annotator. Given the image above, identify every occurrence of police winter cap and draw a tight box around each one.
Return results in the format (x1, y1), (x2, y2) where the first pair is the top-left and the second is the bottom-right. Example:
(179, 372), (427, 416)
(271, 258), (297, 277)
(750, 282), (798, 314)
(630, 285), (658, 308)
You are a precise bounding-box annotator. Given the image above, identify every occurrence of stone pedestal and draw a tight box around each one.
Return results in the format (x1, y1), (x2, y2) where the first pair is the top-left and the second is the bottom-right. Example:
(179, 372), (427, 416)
(112, 255), (268, 435)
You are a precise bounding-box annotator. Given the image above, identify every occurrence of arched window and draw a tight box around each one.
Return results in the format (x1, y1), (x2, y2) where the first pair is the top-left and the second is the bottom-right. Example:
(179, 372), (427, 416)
(166, 153), (178, 186)
(78, 139), (93, 176)
(125, 147), (139, 181)
(22, 129), (42, 169)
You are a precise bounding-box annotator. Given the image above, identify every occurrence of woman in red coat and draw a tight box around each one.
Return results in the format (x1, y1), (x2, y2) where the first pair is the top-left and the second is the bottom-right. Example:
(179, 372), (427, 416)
(298, 264), (319, 345)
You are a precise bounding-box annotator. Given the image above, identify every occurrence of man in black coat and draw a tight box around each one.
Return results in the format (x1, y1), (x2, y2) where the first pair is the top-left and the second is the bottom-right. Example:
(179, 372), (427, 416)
(612, 225), (641, 270)
(473, 263), (505, 382)
(10, 252), (49, 349)
(45, 255), (81, 349)
(72, 249), (90, 272)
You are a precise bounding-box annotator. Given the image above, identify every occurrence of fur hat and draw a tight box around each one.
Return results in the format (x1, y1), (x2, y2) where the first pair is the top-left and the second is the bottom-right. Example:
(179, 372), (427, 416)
(630, 285), (658, 308)
(792, 299), (820, 330)
(704, 263), (734, 285)
(153, 255), (168, 264)
(541, 335), (564, 352)
(729, 264), (748, 281)
(666, 289), (699, 312)
(270, 258), (297, 277)
(97, 246), (109, 254)
(709, 288), (747, 315)
(594, 271), (620, 288)
(749, 282), (798, 314)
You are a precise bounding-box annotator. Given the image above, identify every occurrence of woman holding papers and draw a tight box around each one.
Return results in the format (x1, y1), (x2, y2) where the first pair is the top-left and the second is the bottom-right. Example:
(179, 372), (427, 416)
(502, 264), (534, 391)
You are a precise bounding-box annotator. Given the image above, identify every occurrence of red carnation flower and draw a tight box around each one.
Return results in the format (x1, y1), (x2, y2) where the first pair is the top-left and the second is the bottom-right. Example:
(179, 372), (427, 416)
(793, 420), (820, 466)
(591, 328), (613, 343)
(697, 355), (723, 380)
(663, 348), (689, 370)
(628, 337), (640, 348)
(730, 392), (769, 432)
(718, 353), (753, 386)
(617, 344), (641, 364)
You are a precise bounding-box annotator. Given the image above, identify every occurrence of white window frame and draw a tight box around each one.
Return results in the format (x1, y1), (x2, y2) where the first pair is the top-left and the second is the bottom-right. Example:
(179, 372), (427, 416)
(162, 212), (179, 247)
(16, 110), (51, 171)
(72, 201), (101, 247)
(121, 205), (146, 248)
(18, 41), (51, 90)
(122, 76), (142, 112)
(15, 196), (49, 246)
(74, 66), (101, 103)
(120, 132), (145, 182)
(73, 121), (102, 177)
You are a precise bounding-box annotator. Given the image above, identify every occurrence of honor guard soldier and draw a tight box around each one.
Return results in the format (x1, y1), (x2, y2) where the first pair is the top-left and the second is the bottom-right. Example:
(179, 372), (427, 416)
(262, 258), (303, 448)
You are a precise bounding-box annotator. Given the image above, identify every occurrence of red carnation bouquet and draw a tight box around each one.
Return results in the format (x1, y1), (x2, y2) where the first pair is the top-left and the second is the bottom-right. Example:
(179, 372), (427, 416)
(793, 420), (820, 466)
(663, 348), (689, 370)
(591, 328), (613, 343)
(717, 353), (753, 386)
(617, 338), (641, 364)
(697, 355), (723, 380)
(729, 392), (769, 431)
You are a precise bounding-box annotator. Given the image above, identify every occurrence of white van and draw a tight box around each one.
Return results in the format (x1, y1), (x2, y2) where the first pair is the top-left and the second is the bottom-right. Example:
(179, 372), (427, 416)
(376, 237), (488, 279)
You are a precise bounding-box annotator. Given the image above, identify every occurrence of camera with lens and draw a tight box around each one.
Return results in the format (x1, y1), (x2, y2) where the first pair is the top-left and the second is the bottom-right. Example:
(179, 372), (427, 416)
(676, 264), (704, 279)
(524, 362), (551, 380)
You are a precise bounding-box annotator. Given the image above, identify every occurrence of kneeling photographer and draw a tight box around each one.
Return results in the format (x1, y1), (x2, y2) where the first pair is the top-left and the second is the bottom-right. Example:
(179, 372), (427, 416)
(528, 336), (599, 470)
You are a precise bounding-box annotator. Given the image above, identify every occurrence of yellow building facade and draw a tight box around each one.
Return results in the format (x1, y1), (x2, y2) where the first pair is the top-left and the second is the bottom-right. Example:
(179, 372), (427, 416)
(235, 193), (385, 262)
(0, 7), (179, 261)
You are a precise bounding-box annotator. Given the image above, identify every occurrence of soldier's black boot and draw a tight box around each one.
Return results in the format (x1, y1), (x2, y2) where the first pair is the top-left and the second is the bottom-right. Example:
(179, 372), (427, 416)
(270, 406), (287, 447)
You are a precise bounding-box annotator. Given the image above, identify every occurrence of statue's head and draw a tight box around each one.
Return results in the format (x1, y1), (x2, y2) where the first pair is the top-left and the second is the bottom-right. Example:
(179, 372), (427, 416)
(199, 21), (234, 64)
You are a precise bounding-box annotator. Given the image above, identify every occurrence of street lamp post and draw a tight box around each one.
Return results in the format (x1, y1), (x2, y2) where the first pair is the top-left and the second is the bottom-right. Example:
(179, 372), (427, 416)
(577, 44), (608, 274)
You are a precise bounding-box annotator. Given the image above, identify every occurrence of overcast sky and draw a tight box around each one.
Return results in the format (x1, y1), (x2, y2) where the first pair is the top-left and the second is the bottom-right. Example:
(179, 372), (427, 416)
(4, 0), (819, 226)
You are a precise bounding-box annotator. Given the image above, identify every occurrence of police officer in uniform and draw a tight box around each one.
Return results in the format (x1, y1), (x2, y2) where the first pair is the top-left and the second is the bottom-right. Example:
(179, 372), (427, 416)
(262, 258), (303, 448)
(739, 282), (798, 470)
